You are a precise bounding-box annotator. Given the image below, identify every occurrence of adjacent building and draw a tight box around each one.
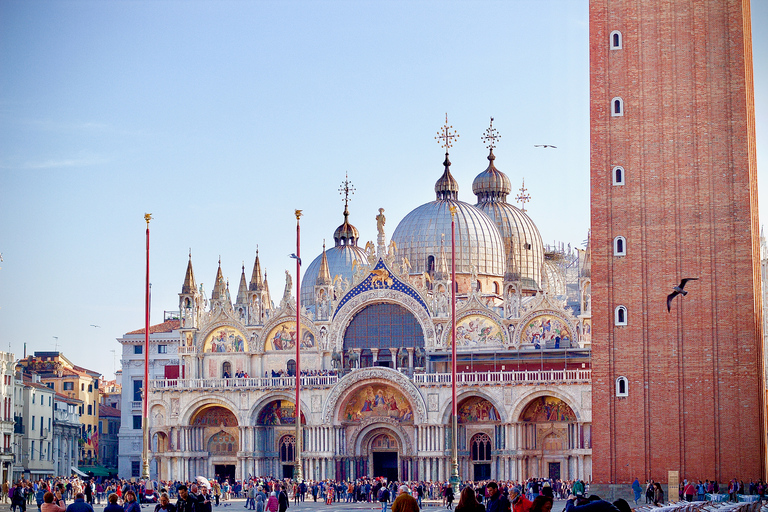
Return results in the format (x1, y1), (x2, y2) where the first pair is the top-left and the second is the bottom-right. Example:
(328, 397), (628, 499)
(98, 404), (120, 473)
(589, 0), (765, 492)
(52, 393), (82, 477)
(15, 374), (55, 479)
(18, 352), (102, 464)
(0, 351), (15, 484)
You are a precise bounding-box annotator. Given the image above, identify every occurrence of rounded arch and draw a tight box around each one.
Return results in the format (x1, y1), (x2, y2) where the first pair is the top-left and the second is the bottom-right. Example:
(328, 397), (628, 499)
(515, 308), (577, 348)
(510, 390), (582, 423)
(342, 302), (425, 352)
(322, 367), (427, 424)
(247, 392), (311, 425)
(439, 390), (507, 424)
(198, 323), (249, 353)
(180, 395), (241, 426)
(328, 290), (436, 351)
(350, 421), (414, 457)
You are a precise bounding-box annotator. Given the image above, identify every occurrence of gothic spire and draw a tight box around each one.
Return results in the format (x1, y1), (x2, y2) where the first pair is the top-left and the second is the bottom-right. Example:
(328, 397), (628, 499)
(250, 248), (264, 291)
(236, 264), (248, 305)
(316, 240), (332, 286)
(181, 250), (197, 294)
(211, 257), (227, 302)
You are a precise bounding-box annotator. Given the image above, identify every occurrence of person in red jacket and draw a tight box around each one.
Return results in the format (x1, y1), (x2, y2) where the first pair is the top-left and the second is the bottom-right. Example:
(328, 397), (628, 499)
(683, 481), (695, 502)
(509, 486), (532, 512)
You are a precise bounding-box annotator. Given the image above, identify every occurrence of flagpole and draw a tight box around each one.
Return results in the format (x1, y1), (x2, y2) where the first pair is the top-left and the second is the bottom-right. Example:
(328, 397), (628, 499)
(294, 209), (304, 482)
(142, 213), (152, 480)
(449, 206), (459, 493)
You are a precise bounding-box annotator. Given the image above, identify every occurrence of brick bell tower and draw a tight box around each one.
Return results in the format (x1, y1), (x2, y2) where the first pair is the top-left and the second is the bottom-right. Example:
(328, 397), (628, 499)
(590, 0), (765, 492)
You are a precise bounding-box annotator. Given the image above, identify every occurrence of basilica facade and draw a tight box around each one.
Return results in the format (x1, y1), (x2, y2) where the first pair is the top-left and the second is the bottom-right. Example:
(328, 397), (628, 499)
(131, 132), (593, 484)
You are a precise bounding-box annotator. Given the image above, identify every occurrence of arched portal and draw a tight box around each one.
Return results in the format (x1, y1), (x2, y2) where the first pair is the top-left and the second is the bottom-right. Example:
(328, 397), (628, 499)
(190, 405), (239, 482)
(278, 435), (295, 479)
(370, 432), (399, 482)
(518, 396), (578, 480)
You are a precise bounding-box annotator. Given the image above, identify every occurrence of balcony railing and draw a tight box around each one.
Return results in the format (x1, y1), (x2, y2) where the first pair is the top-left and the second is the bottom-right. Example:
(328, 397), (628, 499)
(412, 369), (592, 385)
(149, 369), (591, 391)
(149, 375), (339, 391)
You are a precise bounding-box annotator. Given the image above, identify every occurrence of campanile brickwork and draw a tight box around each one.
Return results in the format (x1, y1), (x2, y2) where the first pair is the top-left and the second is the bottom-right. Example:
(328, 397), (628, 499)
(590, 0), (765, 486)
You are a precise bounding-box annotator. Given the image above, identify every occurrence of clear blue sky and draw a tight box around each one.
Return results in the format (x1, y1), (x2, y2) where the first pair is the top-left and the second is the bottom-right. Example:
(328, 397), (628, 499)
(1, 1), (765, 379)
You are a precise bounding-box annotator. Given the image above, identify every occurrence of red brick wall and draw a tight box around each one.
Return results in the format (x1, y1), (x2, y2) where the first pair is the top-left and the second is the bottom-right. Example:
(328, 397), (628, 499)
(590, 0), (765, 484)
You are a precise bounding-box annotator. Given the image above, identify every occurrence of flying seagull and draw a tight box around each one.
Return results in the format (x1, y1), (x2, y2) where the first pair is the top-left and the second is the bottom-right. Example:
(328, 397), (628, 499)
(289, 253), (302, 265)
(90, 324), (101, 328)
(534, 144), (557, 148)
(667, 277), (699, 312)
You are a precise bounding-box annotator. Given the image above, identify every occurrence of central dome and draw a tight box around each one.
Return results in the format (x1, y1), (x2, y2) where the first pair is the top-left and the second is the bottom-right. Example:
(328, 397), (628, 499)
(392, 154), (505, 276)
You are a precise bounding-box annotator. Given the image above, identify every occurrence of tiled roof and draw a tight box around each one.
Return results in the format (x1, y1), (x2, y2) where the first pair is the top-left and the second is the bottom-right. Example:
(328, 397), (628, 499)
(126, 319), (180, 335)
(98, 404), (121, 418)
(55, 392), (83, 404)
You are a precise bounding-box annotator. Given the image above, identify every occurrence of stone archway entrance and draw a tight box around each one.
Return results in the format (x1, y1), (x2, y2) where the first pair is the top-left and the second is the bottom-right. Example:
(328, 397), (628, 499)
(369, 431), (399, 482)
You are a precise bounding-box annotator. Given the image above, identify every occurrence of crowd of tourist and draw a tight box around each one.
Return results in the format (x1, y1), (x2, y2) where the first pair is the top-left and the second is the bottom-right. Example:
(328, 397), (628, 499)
(0, 474), (764, 512)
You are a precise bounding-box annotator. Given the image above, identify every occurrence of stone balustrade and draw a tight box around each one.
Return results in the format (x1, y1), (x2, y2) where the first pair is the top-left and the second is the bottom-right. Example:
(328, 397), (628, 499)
(149, 368), (591, 391)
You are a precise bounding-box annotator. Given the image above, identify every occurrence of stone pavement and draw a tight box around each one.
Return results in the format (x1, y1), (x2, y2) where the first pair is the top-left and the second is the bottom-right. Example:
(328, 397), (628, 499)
(0, 497), (572, 512)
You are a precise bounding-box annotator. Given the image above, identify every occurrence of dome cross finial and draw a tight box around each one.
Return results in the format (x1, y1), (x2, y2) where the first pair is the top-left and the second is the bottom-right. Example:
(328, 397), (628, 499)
(339, 172), (356, 214)
(481, 117), (501, 151)
(516, 178), (532, 212)
(435, 113), (459, 151)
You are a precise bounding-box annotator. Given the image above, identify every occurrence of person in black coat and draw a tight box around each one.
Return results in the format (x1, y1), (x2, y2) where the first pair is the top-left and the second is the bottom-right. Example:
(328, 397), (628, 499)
(277, 487), (289, 512)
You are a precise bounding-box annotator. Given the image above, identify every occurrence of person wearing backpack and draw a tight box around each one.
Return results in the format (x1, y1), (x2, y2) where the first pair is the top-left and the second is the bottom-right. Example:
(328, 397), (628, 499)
(377, 485), (390, 512)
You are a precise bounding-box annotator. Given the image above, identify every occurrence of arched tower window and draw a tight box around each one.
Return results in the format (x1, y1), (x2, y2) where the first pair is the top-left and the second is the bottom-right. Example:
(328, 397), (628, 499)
(612, 97), (624, 117)
(612, 166), (625, 185)
(222, 362), (231, 378)
(616, 376), (629, 397)
(613, 236), (626, 256)
(286, 359), (296, 376)
(470, 433), (492, 462)
(494, 282), (500, 295)
(610, 30), (623, 49)
(279, 435), (295, 463)
(615, 305), (628, 326)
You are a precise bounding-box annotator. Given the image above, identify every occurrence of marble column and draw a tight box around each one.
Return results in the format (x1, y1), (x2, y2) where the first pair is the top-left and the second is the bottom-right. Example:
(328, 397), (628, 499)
(371, 348), (379, 365)
(406, 348), (414, 371)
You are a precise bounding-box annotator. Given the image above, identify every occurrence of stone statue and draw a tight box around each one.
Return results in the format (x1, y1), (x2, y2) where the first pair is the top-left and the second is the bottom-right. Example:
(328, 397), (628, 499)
(331, 350), (342, 369)
(283, 270), (292, 300)
(347, 350), (360, 369)
(376, 208), (386, 235)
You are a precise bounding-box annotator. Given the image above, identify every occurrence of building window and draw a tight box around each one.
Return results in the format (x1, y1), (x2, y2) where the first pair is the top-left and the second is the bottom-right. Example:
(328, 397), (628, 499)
(613, 236), (626, 256)
(615, 305), (628, 326)
(279, 435), (295, 462)
(81, 384), (84, 391)
(494, 282), (500, 295)
(612, 97), (624, 116)
(63, 382), (74, 391)
(32, 394), (35, 404)
(32, 417), (35, 430)
(133, 415), (142, 429)
(131, 460), (141, 477)
(612, 166), (625, 185)
(87, 405), (92, 415)
(133, 380), (143, 402)
(134, 346), (143, 355)
(616, 376), (629, 397)
(88, 384), (92, 392)
(158, 345), (168, 354)
(610, 30), (622, 49)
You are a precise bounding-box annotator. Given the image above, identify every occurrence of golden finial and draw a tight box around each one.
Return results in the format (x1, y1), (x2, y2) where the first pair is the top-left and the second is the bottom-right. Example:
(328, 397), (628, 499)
(435, 113), (459, 150)
(516, 178), (531, 212)
(481, 117), (501, 150)
(450, 205), (457, 219)
(144, 213), (152, 226)
(295, 209), (303, 220)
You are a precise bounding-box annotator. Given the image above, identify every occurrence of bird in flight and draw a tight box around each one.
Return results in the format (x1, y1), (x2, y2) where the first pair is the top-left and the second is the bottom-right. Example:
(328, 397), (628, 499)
(90, 324), (101, 328)
(289, 253), (302, 265)
(667, 278), (699, 312)
(534, 144), (557, 148)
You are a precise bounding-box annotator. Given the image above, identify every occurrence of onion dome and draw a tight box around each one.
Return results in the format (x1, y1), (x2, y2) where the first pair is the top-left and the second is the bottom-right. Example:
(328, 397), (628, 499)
(392, 154), (506, 276)
(473, 148), (544, 290)
(333, 205), (359, 246)
(301, 177), (368, 307)
(435, 153), (460, 200)
(472, 149), (511, 201)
